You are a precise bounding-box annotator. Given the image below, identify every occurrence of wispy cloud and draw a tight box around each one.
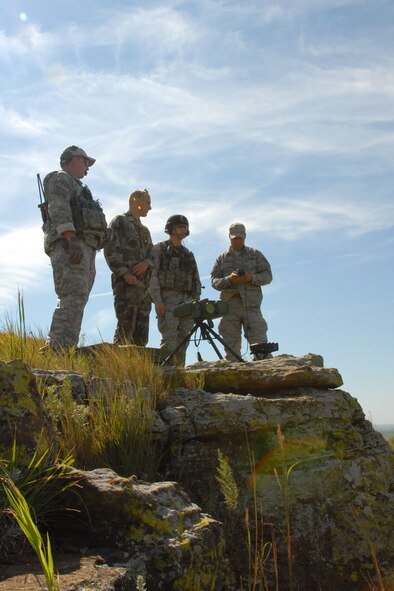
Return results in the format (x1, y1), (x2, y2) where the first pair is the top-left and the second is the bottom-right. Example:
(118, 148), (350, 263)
(0, 24), (56, 59)
(0, 0), (393, 300)
(152, 194), (394, 241)
(0, 227), (50, 302)
(0, 104), (53, 136)
(94, 6), (201, 53)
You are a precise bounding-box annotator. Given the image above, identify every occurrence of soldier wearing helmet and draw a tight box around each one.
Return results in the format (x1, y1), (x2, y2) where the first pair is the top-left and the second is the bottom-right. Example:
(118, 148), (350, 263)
(149, 214), (201, 364)
(40, 145), (107, 352)
(104, 189), (153, 345)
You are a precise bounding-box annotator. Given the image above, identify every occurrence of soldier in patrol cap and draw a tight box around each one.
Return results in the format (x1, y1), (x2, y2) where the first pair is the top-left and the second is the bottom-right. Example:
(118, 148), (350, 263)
(211, 222), (272, 361)
(149, 214), (201, 364)
(41, 145), (107, 352)
(104, 189), (153, 345)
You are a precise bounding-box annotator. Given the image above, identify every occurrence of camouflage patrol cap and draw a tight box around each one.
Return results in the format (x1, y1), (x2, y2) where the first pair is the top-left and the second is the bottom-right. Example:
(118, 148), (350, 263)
(129, 188), (150, 204)
(60, 145), (96, 166)
(229, 222), (246, 238)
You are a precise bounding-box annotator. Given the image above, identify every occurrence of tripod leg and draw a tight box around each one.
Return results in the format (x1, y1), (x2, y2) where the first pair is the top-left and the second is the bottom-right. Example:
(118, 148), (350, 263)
(161, 324), (198, 366)
(204, 324), (244, 362)
(200, 324), (224, 360)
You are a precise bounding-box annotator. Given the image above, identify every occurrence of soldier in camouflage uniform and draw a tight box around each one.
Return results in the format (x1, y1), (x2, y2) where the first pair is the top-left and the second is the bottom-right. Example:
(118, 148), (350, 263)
(211, 222), (272, 361)
(104, 189), (153, 345)
(41, 145), (107, 352)
(149, 215), (201, 364)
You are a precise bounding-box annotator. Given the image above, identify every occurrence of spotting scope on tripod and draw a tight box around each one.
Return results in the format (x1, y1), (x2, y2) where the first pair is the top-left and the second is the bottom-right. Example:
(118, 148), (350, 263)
(161, 298), (244, 365)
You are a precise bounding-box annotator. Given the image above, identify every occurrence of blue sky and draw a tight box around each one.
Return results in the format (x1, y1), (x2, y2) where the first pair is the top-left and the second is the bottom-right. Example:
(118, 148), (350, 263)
(1, 0), (393, 424)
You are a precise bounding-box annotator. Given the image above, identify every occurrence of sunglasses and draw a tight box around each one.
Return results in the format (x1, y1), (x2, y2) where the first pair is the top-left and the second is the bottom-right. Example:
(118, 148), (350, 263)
(74, 155), (90, 166)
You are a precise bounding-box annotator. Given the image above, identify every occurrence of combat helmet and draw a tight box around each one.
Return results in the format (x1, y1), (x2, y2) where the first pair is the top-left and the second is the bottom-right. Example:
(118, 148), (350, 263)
(165, 214), (189, 236)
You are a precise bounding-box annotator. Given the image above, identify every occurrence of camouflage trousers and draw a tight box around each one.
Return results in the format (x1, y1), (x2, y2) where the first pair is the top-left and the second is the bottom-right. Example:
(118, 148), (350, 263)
(218, 294), (268, 361)
(157, 292), (194, 365)
(112, 277), (152, 346)
(47, 240), (96, 349)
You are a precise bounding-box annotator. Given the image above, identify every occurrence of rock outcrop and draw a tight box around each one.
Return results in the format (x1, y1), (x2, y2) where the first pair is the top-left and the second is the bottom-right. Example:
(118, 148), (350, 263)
(180, 352), (343, 393)
(163, 355), (394, 590)
(0, 359), (233, 591)
(1, 354), (393, 590)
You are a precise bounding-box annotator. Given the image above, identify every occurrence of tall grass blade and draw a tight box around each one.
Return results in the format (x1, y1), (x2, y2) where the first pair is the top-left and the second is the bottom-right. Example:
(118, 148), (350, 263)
(2, 479), (60, 591)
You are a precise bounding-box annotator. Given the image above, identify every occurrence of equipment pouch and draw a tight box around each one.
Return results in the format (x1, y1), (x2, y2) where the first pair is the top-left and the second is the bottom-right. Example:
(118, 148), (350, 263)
(81, 207), (107, 231)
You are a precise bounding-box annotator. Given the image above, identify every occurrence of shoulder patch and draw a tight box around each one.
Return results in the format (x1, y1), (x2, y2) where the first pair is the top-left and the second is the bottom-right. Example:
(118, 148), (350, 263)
(55, 179), (72, 194)
(45, 171), (74, 197)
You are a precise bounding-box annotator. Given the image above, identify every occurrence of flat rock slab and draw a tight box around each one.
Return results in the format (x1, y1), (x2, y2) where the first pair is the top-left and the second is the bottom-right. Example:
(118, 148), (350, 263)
(0, 553), (131, 591)
(180, 353), (343, 394)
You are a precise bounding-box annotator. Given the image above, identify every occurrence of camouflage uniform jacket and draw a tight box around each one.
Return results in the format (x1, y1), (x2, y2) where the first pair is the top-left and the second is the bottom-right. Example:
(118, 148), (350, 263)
(43, 170), (107, 254)
(149, 240), (201, 304)
(211, 246), (272, 307)
(104, 212), (153, 287)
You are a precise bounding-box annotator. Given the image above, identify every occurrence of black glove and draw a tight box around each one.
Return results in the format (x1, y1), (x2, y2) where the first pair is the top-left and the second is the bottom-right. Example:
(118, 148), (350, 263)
(67, 236), (83, 264)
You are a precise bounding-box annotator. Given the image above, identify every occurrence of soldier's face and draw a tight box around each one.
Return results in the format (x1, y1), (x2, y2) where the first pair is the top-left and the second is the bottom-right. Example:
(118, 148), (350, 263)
(230, 236), (245, 251)
(69, 156), (90, 179)
(138, 195), (152, 217)
(172, 225), (188, 239)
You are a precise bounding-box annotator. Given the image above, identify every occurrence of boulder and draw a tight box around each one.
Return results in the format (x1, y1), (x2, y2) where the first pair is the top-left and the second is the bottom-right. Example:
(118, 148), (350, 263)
(59, 468), (234, 590)
(0, 359), (53, 462)
(160, 355), (394, 590)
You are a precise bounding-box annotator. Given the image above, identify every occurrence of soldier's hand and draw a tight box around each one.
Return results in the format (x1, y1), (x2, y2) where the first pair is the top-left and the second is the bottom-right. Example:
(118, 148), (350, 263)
(229, 272), (240, 284)
(132, 261), (149, 277)
(238, 272), (252, 284)
(123, 273), (138, 285)
(155, 303), (166, 317)
(67, 236), (83, 265)
(229, 271), (252, 285)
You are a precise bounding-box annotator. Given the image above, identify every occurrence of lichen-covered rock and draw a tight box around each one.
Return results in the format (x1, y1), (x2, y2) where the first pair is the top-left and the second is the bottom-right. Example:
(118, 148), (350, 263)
(33, 368), (87, 403)
(161, 355), (394, 591)
(0, 359), (52, 461)
(179, 353), (343, 394)
(3, 353), (393, 591)
(60, 468), (234, 590)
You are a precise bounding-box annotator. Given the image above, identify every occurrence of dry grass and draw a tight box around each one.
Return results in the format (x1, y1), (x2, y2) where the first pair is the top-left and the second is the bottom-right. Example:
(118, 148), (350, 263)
(0, 304), (166, 480)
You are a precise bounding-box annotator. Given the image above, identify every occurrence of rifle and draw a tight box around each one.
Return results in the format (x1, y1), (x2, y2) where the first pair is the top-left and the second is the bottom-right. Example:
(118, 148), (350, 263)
(37, 173), (49, 223)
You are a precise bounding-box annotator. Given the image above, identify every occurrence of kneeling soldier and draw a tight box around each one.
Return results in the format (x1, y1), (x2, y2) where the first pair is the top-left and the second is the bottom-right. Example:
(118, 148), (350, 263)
(149, 215), (201, 364)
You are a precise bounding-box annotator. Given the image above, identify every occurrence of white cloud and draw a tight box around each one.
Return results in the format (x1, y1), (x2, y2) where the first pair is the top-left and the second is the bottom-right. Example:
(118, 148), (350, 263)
(25, 59), (392, 169)
(0, 25), (56, 59)
(186, 196), (394, 241)
(0, 104), (54, 136)
(0, 226), (51, 302)
(95, 6), (200, 52)
(86, 306), (116, 333)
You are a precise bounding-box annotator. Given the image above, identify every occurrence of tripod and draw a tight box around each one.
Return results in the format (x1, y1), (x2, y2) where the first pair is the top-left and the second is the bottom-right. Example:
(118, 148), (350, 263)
(161, 318), (244, 366)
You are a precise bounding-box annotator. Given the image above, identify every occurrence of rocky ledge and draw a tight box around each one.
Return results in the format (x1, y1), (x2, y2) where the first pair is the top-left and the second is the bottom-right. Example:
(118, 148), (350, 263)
(0, 354), (393, 590)
(180, 352), (344, 393)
